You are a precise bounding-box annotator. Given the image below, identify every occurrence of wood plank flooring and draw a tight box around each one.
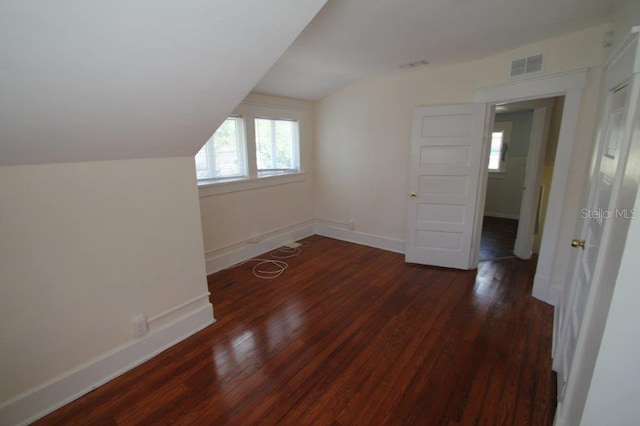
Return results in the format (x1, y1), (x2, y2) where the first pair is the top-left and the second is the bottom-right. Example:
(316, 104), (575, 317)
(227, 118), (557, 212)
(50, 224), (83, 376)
(36, 235), (556, 425)
(480, 216), (519, 261)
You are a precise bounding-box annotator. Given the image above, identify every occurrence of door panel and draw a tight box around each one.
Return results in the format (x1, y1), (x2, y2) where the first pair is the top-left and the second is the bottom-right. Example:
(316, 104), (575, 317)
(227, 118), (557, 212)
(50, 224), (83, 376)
(406, 104), (488, 269)
(419, 175), (468, 195)
(417, 203), (466, 224)
(420, 146), (470, 164)
(553, 68), (632, 423)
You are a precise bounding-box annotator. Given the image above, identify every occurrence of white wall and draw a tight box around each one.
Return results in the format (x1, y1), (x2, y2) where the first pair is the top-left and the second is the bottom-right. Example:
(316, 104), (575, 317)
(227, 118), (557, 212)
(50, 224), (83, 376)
(315, 24), (608, 272)
(0, 157), (211, 414)
(316, 64), (477, 241)
(611, 0), (640, 46)
(580, 178), (640, 425)
(485, 157), (528, 219)
(496, 112), (533, 156)
(198, 93), (316, 273)
(484, 111), (533, 219)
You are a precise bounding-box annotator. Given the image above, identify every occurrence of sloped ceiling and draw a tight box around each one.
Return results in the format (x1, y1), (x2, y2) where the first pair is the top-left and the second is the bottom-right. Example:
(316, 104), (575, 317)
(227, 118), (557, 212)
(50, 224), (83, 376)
(255, 0), (613, 100)
(0, 0), (327, 166)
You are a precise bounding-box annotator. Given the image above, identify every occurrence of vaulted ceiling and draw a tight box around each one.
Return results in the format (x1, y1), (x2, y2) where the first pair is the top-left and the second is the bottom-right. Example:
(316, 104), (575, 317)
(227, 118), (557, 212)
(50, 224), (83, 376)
(1, 0), (614, 166)
(0, 0), (327, 166)
(254, 0), (614, 100)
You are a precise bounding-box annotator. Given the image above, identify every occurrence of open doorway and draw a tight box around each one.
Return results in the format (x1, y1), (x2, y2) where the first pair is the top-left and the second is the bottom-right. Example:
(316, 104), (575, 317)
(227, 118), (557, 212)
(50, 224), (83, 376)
(479, 96), (564, 261)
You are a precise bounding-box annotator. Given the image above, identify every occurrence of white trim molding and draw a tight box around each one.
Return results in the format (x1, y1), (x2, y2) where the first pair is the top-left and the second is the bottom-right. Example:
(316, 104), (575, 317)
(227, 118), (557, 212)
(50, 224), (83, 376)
(475, 69), (587, 103)
(315, 221), (406, 254)
(531, 273), (561, 305)
(204, 220), (316, 275)
(483, 212), (520, 220)
(0, 303), (215, 426)
(475, 69), (588, 306)
(198, 172), (306, 198)
(204, 220), (407, 277)
(196, 94), (312, 198)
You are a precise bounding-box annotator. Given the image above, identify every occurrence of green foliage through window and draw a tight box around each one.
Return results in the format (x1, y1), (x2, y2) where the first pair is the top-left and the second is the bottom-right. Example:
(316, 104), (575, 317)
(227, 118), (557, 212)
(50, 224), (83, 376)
(195, 113), (301, 184)
(195, 117), (246, 180)
(255, 118), (299, 176)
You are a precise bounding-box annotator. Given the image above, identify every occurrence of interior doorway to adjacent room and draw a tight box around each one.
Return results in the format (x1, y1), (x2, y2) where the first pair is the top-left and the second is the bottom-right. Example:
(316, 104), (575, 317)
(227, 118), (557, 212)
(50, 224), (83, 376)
(479, 96), (564, 261)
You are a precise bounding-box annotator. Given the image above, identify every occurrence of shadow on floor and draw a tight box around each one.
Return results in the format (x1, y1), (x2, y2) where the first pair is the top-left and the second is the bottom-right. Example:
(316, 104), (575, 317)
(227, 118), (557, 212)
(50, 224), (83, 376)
(479, 216), (518, 261)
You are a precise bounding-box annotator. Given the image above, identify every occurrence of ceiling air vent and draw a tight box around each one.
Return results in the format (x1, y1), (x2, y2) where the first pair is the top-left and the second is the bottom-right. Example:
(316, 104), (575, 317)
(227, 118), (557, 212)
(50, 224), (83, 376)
(509, 53), (544, 78)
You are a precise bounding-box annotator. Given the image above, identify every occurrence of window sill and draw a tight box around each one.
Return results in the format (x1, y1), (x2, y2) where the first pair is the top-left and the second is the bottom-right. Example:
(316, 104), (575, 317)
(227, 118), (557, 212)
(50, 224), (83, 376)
(198, 172), (306, 197)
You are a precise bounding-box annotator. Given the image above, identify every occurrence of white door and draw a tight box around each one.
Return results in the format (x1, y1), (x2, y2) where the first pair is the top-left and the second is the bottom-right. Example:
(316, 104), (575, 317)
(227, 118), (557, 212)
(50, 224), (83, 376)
(553, 31), (640, 424)
(406, 104), (488, 269)
(555, 82), (629, 404)
(513, 103), (552, 259)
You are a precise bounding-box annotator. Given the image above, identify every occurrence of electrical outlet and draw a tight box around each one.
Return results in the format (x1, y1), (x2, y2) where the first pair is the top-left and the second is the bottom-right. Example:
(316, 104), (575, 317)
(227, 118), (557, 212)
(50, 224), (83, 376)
(132, 315), (148, 338)
(347, 220), (355, 231)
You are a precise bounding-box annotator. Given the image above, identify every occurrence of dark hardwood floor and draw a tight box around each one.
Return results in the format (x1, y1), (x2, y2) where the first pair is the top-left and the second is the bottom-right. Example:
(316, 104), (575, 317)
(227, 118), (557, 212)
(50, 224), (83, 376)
(480, 216), (519, 261)
(36, 235), (555, 425)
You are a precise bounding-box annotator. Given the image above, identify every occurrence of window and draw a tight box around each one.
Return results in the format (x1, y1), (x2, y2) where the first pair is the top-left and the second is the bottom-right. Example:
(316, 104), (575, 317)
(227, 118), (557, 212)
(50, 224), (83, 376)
(195, 117), (246, 181)
(195, 100), (306, 196)
(488, 131), (505, 172)
(488, 121), (512, 173)
(255, 118), (299, 177)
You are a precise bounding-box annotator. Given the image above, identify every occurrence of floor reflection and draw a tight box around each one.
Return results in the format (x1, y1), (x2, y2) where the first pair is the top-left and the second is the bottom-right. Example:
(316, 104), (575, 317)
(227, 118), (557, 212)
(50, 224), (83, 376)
(212, 299), (306, 384)
(266, 300), (305, 353)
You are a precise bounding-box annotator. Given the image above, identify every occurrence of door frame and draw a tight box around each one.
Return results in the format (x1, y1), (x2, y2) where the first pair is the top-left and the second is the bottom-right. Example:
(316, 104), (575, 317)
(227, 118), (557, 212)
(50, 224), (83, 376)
(480, 99), (554, 260)
(474, 69), (588, 305)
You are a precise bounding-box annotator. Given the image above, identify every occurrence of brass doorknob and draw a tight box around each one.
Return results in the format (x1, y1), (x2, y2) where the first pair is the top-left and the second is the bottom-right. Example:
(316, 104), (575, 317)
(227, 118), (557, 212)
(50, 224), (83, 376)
(410, 193), (417, 198)
(571, 239), (586, 249)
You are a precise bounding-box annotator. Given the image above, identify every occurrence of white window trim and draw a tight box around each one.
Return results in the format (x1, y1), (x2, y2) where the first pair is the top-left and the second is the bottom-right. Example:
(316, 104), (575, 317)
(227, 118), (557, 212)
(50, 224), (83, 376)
(197, 101), (308, 197)
(198, 171), (307, 197)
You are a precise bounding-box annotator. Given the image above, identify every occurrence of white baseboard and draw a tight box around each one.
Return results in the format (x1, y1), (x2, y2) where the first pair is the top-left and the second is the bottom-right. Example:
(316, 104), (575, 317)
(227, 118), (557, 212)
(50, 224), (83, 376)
(532, 273), (560, 306)
(484, 212), (520, 220)
(554, 406), (566, 426)
(315, 222), (406, 254)
(204, 220), (404, 276)
(532, 273), (550, 302)
(204, 220), (316, 275)
(0, 303), (215, 426)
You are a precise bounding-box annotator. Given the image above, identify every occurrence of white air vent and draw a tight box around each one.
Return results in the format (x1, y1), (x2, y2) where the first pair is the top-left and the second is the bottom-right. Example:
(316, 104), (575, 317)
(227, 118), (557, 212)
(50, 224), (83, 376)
(510, 53), (544, 78)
